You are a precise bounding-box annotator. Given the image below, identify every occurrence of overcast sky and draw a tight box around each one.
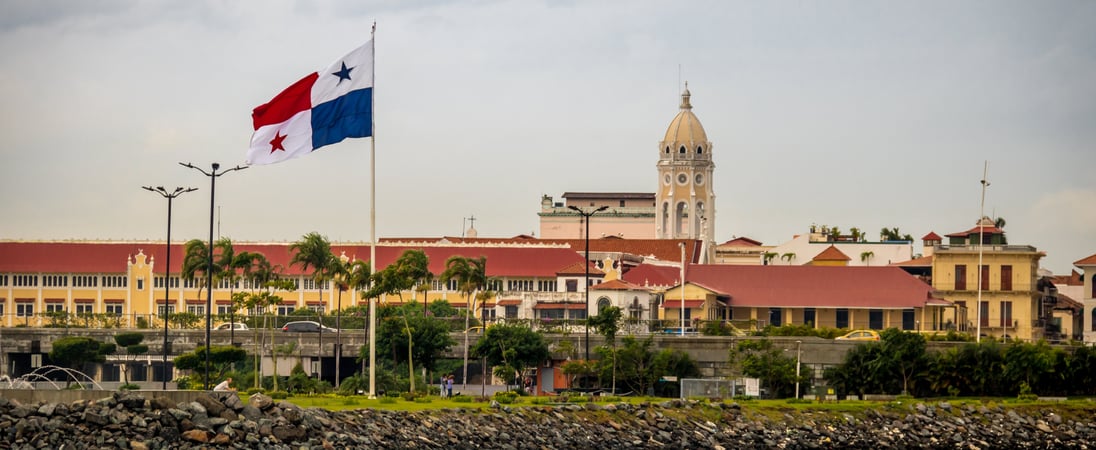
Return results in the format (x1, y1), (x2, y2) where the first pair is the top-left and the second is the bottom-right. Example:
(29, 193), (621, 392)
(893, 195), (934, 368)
(1, 0), (1093, 275)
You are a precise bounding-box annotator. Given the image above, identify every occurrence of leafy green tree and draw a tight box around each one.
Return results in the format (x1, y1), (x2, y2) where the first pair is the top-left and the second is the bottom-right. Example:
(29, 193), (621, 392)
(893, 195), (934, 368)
(879, 328), (927, 395)
(373, 304), (455, 374)
(589, 305), (622, 393)
(650, 347), (701, 397)
(364, 250), (434, 392)
(471, 323), (549, 390)
(49, 336), (115, 386)
(174, 345), (247, 387)
(1002, 341), (1057, 395)
(114, 332), (148, 386)
(612, 335), (699, 396)
(730, 339), (810, 398)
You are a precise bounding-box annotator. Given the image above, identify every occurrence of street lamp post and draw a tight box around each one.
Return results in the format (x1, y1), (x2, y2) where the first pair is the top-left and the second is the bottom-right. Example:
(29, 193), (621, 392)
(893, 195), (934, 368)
(567, 205), (608, 361)
(795, 340), (802, 399)
(180, 162), (246, 389)
(142, 186), (197, 390)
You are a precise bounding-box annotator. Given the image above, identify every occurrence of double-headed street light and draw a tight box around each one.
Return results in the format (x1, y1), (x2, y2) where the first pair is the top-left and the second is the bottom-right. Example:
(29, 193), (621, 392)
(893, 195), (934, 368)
(180, 162), (246, 390)
(142, 186), (197, 390)
(567, 204), (609, 362)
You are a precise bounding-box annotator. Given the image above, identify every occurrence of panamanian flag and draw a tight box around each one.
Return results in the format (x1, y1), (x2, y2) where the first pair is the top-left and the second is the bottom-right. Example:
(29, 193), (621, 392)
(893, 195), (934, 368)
(247, 39), (373, 165)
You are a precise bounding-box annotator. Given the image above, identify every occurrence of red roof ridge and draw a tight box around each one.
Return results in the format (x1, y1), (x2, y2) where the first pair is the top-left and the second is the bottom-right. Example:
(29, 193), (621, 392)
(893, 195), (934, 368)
(556, 261), (604, 276)
(921, 232), (942, 241)
(1073, 253), (1096, 266)
(812, 245), (851, 261)
(590, 279), (647, 291)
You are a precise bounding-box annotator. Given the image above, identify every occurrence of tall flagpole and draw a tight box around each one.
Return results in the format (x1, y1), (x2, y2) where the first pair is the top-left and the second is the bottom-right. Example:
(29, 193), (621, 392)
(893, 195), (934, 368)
(975, 161), (989, 343)
(368, 22), (378, 399)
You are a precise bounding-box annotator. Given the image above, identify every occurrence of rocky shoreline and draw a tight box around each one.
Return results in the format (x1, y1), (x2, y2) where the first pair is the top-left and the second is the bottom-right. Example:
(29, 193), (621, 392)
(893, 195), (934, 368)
(1, 392), (1093, 449)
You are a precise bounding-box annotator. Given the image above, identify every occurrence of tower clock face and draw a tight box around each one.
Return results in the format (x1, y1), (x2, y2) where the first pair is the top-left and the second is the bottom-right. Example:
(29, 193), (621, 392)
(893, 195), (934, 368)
(677, 173), (688, 184)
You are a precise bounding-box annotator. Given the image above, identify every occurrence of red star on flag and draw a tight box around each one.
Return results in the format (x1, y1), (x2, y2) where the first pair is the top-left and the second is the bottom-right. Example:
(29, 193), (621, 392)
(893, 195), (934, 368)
(269, 131), (287, 154)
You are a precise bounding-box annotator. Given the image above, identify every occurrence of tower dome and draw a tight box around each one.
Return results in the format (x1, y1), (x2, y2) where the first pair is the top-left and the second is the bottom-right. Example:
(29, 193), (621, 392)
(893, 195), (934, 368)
(662, 83), (708, 147)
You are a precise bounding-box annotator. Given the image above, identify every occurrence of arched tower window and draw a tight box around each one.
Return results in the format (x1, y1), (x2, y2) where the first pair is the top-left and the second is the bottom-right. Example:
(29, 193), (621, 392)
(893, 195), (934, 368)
(696, 146), (703, 154)
(664, 146), (670, 154)
(675, 202), (688, 236)
(695, 202), (706, 237)
(661, 202), (670, 237)
(679, 146), (686, 154)
(597, 297), (611, 312)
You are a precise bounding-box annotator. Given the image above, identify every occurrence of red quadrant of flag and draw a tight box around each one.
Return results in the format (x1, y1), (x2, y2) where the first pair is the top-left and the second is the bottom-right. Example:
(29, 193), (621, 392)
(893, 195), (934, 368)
(251, 72), (318, 130)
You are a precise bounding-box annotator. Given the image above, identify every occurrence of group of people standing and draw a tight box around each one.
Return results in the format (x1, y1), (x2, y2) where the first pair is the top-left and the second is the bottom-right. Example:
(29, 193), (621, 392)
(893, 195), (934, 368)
(441, 374), (455, 397)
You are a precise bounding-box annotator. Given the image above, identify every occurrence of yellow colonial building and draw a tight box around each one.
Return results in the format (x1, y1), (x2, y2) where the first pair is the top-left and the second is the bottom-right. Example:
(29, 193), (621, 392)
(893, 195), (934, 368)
(652, 264), (953, 332)
(929, 218), (1045, 341)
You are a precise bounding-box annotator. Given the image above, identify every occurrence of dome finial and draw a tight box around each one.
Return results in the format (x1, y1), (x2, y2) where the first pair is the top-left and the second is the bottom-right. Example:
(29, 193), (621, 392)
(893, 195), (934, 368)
(680, 81), (692, 110)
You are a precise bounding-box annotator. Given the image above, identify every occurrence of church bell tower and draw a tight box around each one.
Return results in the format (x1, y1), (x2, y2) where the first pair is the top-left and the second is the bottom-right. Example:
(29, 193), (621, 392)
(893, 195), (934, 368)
(656, 83), (715, 252)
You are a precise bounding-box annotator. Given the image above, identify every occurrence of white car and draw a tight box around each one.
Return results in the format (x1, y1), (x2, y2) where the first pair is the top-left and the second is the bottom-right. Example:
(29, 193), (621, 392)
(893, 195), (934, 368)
(215, 322), (248, 331)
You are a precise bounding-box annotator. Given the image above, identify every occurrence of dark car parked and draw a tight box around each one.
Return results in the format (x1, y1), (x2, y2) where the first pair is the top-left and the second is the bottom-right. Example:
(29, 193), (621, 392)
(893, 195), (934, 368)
(281, 321), (337, 333)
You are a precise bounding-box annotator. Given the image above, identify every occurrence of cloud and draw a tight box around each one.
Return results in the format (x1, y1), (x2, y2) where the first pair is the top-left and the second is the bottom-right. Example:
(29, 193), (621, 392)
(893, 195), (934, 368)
(1030, 189), (1096, 235)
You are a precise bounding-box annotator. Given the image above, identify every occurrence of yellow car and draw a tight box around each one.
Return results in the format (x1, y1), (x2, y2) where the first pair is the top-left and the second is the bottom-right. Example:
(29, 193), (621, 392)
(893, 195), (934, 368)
(835, 330), (880, 341)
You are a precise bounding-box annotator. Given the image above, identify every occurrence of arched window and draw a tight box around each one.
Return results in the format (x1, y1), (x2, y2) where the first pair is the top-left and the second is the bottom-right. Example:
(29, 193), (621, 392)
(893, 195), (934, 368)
(696, 146), (703, 154)
(664, 146), (670, 154)
(661, 202), (669, 237)
(679, 146), (686, 154)
(675, 202), (688, 236)
(597, 297), (611, 312)
(1091, 308), (1096, 332)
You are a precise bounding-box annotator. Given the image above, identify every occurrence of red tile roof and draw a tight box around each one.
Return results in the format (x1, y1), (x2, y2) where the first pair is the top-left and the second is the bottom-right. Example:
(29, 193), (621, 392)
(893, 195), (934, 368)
(561, 192), (655, 200)
(1056, 293), (1083, 311)
(718, 237), (763, 247)
(0, 241), (587, 278)
(1048, 270), (1083, 286)
(812, 245), (851, 262)
(1074, 253), (1096, 266)
(684, 265), (942, 309)
(621, 264), (681, 288)
(891, 255), (934, 267)
(590, 279), (648, 291)
(382, 237), (705, 263)
(556, 261), (603, 276)
(921, 232), (943, 241)
(946, 225), (1004, 238)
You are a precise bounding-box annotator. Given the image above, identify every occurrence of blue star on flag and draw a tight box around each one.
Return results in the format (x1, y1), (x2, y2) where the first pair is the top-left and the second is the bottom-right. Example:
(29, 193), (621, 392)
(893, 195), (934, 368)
(332, 62), (353, 84)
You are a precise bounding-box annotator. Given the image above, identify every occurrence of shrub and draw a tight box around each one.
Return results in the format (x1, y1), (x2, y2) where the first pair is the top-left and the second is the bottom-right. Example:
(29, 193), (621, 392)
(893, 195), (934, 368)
(379, 396), (397, 404)
(245, 387), (265, 395)
(118, 383), (140, 391)
(269, 391), (289, 399)
(413, 396), (432, 404)
(494, 391), (519, 404)
(452, 396), (473, 403)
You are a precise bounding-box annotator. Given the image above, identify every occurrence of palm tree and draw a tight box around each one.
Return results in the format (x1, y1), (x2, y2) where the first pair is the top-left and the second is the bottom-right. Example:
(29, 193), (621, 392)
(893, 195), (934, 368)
(214, 238), (265, 343)
(362, 249), (433, 393)
(289, 232), (335, 381)
(289, 232), (335, 308)
(860, 251), (875, 265)
(440, 255), (488, 391)
(181, 239), (220, 307)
